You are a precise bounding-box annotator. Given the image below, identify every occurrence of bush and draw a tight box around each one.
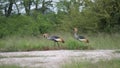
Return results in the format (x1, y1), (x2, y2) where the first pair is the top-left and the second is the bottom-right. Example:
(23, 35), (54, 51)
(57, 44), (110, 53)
(0, 15), (39, 38)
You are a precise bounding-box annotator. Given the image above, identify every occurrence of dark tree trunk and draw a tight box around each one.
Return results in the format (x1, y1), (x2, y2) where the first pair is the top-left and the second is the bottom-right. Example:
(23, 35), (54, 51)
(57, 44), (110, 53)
(35, 0), (39, 10)
(6, 0), (13, 17)
(41, 0), (46, 14)
(14, 0), (20, 15)
(23, 0), (32, 15)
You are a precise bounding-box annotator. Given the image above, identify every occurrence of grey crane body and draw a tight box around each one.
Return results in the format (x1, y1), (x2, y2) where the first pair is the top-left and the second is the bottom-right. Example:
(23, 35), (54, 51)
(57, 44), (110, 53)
(73, 28), (89, 43)
(43, 33), (64, 47)
(47, 36), (60, 42)
(74, 32), (85, 40)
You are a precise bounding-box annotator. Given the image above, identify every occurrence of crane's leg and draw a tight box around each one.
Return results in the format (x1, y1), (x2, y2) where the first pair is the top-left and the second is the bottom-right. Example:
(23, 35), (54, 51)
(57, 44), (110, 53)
(57, 42), (59, 47)
(53, 41), (56, 46)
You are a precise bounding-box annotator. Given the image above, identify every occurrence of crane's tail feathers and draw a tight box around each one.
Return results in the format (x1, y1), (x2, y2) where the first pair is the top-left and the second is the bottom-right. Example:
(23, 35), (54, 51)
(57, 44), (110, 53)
(79, 39), (89, 43)
(62, 40), (65, 43)
(55, 38), (65, 43)
(61, 38), (65, 43)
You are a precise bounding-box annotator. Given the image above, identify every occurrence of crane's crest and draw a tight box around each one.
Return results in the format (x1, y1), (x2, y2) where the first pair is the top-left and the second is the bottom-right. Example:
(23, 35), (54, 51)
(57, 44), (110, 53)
(73, 27), (78, 33)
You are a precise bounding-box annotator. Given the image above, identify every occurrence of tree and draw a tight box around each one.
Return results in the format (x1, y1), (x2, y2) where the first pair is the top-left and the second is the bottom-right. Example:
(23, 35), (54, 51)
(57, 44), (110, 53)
(56, 0), (98, 32)
(4, 0), (14, 17)
(33, 0), (39, 10)
(0, 0), (22, 16)
(14, 0), (21, 15)
(40, 0), (53, 14)
(91, 0), (120, 32)
(23, 0), (32, 15)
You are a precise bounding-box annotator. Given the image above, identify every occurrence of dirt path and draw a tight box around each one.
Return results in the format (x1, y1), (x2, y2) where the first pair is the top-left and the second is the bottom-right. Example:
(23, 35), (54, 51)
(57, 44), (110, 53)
(0, 50), (120, 68)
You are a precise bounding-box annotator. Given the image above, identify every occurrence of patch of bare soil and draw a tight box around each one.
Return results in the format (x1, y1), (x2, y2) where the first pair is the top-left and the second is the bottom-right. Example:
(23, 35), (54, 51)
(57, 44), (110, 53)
(0, 50), (120, 68)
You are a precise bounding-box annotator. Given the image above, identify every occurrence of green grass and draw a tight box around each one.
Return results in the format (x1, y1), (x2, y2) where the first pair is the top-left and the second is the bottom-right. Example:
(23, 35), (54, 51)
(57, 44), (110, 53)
(114, 49), (120, 53)
(0, 65), (21, 68)
(0, 33), (120, 52)
(62, 59), (120, 68)
(0, 35), (55, 52)
(89, 33), (120, 49)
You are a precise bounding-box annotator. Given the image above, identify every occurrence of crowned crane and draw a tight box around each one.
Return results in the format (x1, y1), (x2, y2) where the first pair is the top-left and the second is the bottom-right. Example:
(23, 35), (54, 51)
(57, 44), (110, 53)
(73, 28), (89, 43)
(43, 33), (65, 47)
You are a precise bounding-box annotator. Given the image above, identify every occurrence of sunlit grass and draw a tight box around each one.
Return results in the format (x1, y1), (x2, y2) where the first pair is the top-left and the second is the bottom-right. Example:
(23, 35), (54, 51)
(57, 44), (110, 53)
(0, 33), (120, 52)
(62, 59), (120, 68)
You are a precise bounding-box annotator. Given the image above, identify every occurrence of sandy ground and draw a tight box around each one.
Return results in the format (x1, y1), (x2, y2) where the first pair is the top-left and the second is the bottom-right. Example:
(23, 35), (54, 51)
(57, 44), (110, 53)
(0, 50), (120, 68)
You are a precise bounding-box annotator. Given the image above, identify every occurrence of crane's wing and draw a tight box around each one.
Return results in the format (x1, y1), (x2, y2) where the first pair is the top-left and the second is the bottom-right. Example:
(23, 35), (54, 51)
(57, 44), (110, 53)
(51, 36), (60, 39)
(48, 36), (60, 40)
(78, 36), (85, 39)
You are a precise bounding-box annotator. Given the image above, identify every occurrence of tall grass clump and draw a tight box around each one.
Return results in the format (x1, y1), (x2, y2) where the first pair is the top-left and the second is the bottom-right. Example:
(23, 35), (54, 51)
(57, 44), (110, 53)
(64, 37), (90, 50)
(0, 35), (54, 52)
(62, 59), (120, 68)
(89, 33), (120, 49)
